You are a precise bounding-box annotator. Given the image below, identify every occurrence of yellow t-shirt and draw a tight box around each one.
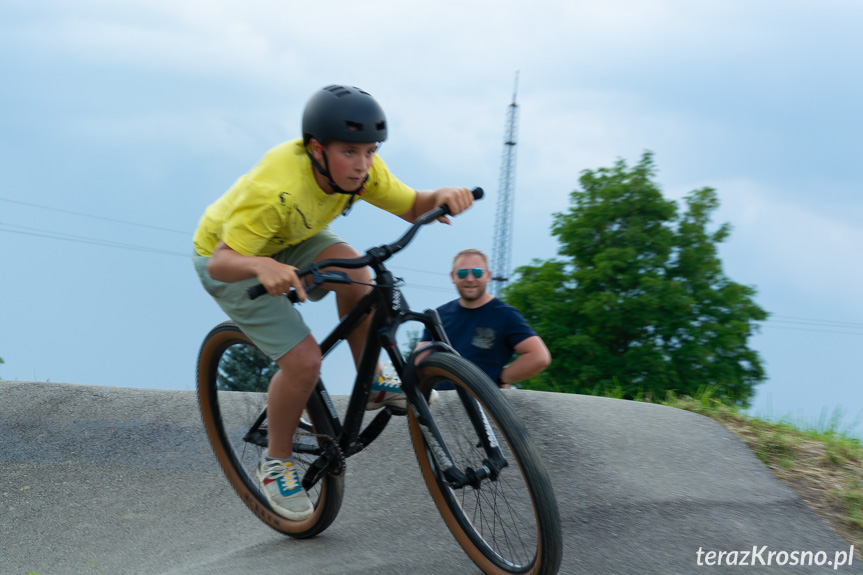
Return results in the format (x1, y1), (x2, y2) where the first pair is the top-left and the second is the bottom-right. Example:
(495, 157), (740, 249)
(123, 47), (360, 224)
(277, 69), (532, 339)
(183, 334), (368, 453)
(193, 139), (416, 257)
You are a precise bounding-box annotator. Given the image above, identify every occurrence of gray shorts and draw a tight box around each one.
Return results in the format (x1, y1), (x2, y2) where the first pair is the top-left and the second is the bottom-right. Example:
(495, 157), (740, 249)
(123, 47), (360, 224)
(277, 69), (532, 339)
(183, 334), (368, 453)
(193, 227), (344, 361)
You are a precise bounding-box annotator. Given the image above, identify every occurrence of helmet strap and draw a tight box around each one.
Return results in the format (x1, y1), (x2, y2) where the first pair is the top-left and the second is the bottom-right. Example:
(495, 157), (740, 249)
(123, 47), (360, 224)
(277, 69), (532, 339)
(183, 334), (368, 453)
(306, 145), (330, 181)
(305, 144), (367, 215)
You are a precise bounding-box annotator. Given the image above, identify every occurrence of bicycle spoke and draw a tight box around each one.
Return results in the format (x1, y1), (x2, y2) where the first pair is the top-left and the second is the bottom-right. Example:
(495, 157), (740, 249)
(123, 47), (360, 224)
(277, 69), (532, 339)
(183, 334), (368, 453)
(408, 355), (562, 574)
(437, 393), (538, 567)
(196, 322), (344, 538)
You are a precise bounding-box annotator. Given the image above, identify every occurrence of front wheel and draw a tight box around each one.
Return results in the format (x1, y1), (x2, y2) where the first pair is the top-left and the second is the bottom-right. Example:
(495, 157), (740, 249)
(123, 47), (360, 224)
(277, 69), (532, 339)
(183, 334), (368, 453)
(407, 354), (563, 574)
(196, 321), (344, 538)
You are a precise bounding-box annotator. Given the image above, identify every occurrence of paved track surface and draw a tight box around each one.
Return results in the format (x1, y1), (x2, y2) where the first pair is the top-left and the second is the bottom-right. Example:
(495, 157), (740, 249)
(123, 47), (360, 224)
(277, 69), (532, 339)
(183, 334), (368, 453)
(1, 381), (859, 574)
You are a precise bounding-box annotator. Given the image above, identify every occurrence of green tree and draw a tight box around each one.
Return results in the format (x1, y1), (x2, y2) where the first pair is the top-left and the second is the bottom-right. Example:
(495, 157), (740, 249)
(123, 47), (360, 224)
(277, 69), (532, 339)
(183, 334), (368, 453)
(218, 344), (276, 392)
(401, 329), (422, 359)
(504, 152), (767, 406)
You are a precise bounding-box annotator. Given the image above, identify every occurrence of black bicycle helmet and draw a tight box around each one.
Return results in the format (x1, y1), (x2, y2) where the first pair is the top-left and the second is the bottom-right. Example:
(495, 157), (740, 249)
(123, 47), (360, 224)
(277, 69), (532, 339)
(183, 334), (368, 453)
(302, 85), (388, 145)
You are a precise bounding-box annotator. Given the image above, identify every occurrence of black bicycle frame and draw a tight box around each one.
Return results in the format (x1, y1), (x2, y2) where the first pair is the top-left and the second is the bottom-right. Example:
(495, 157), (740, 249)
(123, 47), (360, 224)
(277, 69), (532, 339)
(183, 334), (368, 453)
(291, 263), (499, 491)
(243, 186), (502, 489)
(310, 264), (449, 444)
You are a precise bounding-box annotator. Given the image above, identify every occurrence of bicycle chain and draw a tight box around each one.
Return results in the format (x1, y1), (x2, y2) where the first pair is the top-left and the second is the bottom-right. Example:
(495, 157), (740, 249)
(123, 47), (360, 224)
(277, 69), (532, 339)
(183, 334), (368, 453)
(301, 431), (346, 476)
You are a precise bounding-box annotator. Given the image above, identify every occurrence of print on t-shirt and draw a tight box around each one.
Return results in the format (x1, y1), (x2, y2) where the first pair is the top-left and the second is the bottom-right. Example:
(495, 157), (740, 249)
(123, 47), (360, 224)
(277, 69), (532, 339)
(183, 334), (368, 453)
(472, 327), (496, 350)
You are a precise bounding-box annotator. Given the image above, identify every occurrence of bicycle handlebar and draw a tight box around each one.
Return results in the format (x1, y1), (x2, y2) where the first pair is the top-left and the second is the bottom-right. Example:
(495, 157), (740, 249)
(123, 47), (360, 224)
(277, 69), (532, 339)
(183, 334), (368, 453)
(247, 187), (484, 301)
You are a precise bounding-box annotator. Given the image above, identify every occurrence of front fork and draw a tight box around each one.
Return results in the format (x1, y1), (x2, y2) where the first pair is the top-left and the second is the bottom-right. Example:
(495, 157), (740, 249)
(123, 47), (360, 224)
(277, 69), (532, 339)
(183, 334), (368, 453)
(382, 309), (508, 489)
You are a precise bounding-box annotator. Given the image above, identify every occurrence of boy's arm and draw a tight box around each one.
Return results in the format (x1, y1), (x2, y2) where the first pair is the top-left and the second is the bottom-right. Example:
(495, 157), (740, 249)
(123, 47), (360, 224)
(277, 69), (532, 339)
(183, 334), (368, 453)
(400, 187), (474, 224)
(207, 240), (309, 301)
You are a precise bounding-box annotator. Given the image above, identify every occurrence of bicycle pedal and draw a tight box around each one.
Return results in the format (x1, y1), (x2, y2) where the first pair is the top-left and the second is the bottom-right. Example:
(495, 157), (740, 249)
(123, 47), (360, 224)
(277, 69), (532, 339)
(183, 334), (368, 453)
(387, 406), (408, 417)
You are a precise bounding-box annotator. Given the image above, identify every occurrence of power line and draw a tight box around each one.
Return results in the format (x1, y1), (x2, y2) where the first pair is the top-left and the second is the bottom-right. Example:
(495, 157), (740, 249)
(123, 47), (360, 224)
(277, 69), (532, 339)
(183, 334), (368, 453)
(390, 265), (445, 277)
(0, 196), (188, 235)
(0, 223), (189, 257)
(0, 222), (457, 293)
(762, 315), (863, 336)
(770, 315), (863, 329)
(399, 284), (453, 295)
(762, 323), (863, 336)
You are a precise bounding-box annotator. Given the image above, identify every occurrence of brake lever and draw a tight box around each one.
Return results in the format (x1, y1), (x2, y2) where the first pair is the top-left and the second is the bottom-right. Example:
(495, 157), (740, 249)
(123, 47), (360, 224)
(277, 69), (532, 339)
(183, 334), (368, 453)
(311, 269), (352, 285)
(246, 270), (353, 301)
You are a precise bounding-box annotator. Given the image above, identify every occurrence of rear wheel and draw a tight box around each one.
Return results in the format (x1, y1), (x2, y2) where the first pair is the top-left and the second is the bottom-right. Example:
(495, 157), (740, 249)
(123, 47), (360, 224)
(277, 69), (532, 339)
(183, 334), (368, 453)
(407, 354), (563, 574)
(196, 321), (344, 538)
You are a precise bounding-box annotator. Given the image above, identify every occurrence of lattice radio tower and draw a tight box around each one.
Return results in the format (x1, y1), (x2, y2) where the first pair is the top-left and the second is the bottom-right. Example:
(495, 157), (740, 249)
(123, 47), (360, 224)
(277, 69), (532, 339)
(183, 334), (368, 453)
(490, 72), (520, 297)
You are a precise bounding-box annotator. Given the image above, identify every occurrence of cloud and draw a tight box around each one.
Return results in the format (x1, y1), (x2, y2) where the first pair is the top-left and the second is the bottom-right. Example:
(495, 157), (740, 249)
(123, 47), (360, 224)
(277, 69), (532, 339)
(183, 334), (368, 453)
(5, 8), (293, 83)
(713, 179), (863, 310)
(67, 109), (269, 156)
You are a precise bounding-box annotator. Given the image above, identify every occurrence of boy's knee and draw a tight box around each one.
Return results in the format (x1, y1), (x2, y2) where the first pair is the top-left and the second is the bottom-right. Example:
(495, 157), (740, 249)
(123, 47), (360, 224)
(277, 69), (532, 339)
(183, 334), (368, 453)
(285, 352), (321, 374)
(276, 338), (321, 380)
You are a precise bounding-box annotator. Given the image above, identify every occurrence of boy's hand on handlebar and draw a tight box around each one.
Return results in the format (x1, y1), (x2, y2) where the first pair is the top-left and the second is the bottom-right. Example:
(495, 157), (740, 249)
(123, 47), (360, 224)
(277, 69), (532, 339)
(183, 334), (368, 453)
(433, 186), (474, 224)
(257, 259), (308, 302)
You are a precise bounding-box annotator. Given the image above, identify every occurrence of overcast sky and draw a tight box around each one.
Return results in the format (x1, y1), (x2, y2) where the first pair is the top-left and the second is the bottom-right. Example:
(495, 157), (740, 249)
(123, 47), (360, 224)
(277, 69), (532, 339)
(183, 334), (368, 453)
(2, 0), (861, 437)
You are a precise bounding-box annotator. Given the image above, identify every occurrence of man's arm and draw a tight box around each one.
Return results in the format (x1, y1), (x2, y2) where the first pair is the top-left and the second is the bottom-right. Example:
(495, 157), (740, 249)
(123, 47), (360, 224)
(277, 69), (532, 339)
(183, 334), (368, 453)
(497, 335), (551, 388)
(413, 340), (433, 366)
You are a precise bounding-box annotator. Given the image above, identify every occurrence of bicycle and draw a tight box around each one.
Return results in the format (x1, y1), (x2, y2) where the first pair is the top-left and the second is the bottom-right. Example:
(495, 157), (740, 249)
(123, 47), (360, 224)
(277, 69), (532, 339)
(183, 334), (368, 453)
(195, 187), (563, 575)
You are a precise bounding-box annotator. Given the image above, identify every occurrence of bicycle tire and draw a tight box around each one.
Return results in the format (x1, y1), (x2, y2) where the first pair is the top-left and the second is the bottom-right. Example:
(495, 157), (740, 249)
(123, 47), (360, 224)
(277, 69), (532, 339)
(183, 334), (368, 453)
(196, 321), (344, 538)
(407, 353), (563, 574)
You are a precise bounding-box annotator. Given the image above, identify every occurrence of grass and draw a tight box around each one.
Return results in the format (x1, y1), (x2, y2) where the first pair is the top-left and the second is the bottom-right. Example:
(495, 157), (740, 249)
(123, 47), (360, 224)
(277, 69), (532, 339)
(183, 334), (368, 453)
(660, 390), (862, 558)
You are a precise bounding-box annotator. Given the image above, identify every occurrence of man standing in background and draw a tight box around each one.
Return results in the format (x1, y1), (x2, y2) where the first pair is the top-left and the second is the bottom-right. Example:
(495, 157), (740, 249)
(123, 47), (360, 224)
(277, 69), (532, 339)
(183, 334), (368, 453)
(418, 249), (550, 388)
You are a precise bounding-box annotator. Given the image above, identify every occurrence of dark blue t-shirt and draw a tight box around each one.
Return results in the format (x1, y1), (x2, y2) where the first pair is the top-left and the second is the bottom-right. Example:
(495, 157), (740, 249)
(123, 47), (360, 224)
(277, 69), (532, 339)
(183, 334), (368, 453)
(422, 298), (536, 384)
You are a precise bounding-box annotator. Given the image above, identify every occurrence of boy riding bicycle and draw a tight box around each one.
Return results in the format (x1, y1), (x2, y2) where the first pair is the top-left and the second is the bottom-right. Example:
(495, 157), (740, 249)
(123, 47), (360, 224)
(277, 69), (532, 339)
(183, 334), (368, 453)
(192, 85), (474, 520)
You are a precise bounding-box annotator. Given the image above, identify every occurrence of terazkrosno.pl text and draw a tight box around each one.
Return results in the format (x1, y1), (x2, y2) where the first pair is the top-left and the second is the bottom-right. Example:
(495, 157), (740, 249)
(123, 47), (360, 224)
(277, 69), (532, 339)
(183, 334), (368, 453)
(696, 546), (855, 569)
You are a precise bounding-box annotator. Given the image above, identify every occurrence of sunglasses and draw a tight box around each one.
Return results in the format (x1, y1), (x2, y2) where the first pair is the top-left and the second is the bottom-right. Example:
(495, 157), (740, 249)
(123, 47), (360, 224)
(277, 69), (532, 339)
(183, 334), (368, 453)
(456, 268), (486, 279)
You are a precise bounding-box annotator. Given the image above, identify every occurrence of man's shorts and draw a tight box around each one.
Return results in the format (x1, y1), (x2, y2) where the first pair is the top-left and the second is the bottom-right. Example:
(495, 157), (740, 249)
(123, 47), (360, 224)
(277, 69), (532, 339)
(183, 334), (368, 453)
(193, 227), (344, 361)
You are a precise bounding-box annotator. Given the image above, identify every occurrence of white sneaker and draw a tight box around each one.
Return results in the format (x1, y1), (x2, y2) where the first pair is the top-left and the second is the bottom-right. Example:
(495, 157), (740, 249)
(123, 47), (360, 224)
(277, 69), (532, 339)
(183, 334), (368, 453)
(256, 453), (314, 520)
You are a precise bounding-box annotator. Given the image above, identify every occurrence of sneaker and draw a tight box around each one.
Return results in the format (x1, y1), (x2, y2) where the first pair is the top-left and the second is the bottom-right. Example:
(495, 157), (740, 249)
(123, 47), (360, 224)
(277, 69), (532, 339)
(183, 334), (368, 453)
(256, 453), (315, 520)
(366, 363), (439, 411)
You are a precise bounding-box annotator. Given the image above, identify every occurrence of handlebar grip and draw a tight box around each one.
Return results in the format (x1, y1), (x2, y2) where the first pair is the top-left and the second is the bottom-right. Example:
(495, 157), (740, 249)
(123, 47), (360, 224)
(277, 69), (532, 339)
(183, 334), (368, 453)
(247, 283), (301, 304)
(246, 284), (268, 300)
(439, 187), (484, 218)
